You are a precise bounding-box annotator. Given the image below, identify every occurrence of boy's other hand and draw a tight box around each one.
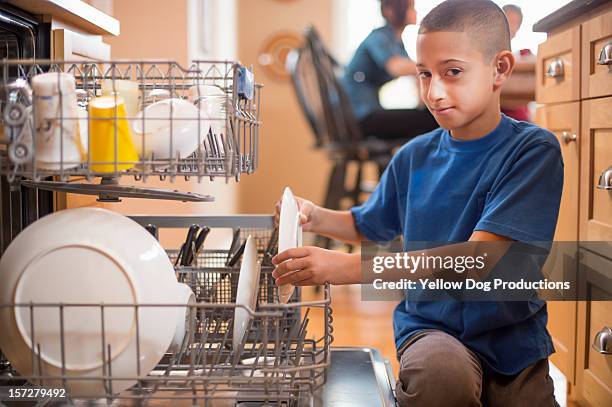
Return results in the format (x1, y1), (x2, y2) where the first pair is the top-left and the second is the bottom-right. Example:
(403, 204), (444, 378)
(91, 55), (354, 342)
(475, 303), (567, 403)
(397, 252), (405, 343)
(271, 247), (359, 286)
(273, 196), (318, 232)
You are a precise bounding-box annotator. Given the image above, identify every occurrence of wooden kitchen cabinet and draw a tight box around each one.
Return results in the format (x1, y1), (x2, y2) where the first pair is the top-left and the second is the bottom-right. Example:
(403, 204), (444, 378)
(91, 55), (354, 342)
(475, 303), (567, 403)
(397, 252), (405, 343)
(581, 9), (612, 99)
(580, 97), (612, 253)
(534, 2), (612, 405)
(576, 250), (612, 407)
(535, 102), (580, 383)
(536, 103), (581, 241)
(53, 28), (111, 61)
(535, 26), (581, 104)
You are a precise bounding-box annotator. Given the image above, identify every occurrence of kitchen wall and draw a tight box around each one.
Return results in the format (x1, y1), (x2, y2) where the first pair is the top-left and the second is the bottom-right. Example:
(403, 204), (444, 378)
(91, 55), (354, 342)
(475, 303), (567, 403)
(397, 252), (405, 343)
(235, 0), (333, 214)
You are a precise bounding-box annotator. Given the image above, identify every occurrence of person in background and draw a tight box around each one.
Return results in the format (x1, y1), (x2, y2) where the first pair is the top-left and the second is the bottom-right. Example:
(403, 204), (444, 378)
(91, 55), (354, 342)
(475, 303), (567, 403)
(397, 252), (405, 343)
(341, 0), (438, 140)
(502, 4), (523, 40)
(501, 4), (531, 122)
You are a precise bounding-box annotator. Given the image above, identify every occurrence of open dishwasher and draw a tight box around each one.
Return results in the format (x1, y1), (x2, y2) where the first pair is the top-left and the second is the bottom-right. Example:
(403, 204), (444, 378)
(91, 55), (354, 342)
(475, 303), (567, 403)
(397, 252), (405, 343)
(0, 57), (397, 406)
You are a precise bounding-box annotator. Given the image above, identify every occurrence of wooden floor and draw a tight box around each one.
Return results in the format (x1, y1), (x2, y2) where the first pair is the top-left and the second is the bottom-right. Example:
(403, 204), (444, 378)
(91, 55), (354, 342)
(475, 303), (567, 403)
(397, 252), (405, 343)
(301, 284), (400, 375)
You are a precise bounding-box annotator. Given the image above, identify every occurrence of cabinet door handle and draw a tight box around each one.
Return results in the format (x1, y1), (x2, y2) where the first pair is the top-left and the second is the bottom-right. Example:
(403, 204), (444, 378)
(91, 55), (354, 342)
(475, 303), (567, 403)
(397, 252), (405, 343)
(545, 58), (564, 78)
(597, 166), (612, 190)
(596, 42), (612, 66)
(592, 326), (612, 354)
(561, 131), (577, 144)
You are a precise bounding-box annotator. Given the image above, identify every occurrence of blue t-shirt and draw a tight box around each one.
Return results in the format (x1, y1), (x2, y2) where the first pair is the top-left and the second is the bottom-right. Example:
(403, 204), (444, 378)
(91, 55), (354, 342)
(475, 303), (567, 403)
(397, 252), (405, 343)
(351, 114), (564, 375)
(341, 24), (408, 120)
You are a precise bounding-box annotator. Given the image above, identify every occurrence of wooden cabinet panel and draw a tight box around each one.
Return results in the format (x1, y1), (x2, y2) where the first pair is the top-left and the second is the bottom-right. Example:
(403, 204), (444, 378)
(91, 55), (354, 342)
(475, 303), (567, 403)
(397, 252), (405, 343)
(536, 102), (581, 241)
(53, 28), (111, 61)
(535, 102), (580, 383)
(576, 250), (612, 407)
(581, 10), (612, 99)
(580, 98), (612, 254)
(536, 27), (581, 104)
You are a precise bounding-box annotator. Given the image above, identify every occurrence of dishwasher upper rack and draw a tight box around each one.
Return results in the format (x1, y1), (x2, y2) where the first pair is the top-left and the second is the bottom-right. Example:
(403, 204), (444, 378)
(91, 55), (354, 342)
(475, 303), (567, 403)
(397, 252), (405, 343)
(0, 59), (262, 183)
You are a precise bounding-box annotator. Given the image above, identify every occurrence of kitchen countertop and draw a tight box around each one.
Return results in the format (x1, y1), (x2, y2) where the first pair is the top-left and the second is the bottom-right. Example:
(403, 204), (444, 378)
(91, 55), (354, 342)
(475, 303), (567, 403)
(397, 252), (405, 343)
(7, 0), (119, 36)
(532, 0), (610, 32)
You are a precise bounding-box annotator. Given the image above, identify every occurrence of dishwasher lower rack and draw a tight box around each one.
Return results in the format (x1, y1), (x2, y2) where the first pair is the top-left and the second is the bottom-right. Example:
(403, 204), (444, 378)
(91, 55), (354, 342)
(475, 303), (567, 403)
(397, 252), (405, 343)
(0, 59), (262, 183)
(0, 215), (333, 406)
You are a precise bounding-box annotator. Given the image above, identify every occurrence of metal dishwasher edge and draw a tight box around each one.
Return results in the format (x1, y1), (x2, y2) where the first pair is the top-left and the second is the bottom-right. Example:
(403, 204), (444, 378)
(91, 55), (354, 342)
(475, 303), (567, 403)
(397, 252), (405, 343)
(313, 347), (396, 407)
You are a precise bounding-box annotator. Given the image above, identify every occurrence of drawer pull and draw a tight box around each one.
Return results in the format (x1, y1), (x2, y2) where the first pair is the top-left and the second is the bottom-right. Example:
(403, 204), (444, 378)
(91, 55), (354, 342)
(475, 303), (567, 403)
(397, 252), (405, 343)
(545, 58), (564, 79)
(592, 326), (612, 355)
(597, 166), (612, 190)
(561, 131), (577, 144)
(596, 42), (612, 66)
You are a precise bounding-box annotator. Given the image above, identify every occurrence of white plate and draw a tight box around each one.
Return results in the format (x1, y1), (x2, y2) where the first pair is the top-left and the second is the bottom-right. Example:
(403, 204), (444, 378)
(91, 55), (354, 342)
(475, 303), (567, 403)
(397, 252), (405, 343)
(168, 283), (196, 355)
(0, 208), (179, 397)
(232, 236), (261, 351)
(278, 187), (303, 303)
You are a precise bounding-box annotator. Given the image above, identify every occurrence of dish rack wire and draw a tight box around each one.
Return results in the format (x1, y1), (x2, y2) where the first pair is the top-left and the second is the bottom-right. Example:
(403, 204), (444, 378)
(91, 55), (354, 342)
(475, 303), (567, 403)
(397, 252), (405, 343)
(0, 59), (262, 183)
(0, 215), (333, 406)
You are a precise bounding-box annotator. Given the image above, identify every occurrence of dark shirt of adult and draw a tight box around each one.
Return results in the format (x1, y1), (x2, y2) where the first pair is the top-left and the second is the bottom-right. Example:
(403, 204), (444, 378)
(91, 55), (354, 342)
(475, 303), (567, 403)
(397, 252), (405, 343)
(340, 0), (438, 140)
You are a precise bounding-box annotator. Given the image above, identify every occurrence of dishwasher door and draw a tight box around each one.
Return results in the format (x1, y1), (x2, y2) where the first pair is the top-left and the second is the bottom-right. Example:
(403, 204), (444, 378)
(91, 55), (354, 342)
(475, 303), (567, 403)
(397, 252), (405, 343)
(311, 347), (397, 407)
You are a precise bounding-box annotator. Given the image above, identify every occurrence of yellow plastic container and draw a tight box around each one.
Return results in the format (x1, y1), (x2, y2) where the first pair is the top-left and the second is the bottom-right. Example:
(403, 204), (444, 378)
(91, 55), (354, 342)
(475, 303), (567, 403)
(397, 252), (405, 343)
(87, 96), (138, 172)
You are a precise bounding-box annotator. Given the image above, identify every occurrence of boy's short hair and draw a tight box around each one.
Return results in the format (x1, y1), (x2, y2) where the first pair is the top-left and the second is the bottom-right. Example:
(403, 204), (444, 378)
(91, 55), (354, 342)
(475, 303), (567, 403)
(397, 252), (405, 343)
(419, 0), (511, 61)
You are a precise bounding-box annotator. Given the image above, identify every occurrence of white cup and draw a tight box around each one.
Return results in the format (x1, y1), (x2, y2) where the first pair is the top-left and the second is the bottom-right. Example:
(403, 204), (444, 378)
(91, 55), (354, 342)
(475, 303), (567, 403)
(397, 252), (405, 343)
(101, 79), (139, 119)
(31, 72), (84, 170)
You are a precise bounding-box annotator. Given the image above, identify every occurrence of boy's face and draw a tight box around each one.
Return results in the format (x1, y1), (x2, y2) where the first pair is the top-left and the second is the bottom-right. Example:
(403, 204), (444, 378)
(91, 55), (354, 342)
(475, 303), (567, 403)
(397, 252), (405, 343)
(416, 31), (499, 135)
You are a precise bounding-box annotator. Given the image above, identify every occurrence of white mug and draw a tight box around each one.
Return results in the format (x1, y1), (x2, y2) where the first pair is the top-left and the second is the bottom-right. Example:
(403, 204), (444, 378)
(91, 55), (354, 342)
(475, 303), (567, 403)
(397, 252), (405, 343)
(31, 72), (84, 170)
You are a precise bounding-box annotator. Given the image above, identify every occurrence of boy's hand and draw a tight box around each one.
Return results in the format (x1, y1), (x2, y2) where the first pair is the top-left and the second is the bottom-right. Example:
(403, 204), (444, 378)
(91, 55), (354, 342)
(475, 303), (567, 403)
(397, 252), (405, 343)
(274, 196), (318, 232)
(271, 247), (359, 286)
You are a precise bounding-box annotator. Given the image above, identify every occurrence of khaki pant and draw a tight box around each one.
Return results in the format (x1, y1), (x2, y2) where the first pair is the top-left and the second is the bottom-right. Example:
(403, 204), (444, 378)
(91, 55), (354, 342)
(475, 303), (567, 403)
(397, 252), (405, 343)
(396, 330), (560, 407)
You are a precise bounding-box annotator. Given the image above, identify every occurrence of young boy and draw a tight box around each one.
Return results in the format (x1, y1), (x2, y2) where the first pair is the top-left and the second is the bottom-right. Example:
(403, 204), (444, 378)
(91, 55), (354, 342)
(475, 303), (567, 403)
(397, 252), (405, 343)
(273, 0), (562, 405)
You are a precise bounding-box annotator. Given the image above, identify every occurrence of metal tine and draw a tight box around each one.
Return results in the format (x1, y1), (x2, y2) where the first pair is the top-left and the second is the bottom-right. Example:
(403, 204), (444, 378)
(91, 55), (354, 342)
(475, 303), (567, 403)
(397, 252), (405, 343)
(230, 316), (258, 379)
(203, 64), (224, 83)
(59, 304), (67, 390)
(196, 311), (214, 374)
(28, 304), (36, 381)
(36, 343), (43, 387)
(106, 343), (114, 400)
(100, 305), (110, 396)
(212, 308), (234, 369)
(291, 309), (310, 369)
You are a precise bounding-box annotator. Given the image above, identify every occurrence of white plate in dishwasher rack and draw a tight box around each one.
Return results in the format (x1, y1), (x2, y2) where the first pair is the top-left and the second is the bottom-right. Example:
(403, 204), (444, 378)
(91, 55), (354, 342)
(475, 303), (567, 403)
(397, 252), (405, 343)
(232, 235), (261, 351)
(0, 207), (186, 397)
(278, 186), (303, 303)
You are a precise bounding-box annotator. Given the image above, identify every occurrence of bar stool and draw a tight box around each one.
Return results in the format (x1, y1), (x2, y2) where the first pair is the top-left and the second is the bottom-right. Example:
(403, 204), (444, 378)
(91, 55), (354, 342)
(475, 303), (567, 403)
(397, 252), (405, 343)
(287, 27), (404, 250)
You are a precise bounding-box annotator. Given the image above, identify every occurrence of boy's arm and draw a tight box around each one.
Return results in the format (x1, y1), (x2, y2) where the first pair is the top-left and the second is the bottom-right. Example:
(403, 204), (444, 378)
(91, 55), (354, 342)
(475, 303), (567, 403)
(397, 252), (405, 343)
(309, 207), (365, 245)
(272, 230), (511, 287)
(274, 196), (365, 245)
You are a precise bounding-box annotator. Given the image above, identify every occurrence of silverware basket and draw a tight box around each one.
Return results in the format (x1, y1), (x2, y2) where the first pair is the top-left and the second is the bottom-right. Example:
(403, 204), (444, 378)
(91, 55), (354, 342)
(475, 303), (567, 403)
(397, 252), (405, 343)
(0, 215), (333, 406)
(0, 59), (262, 183)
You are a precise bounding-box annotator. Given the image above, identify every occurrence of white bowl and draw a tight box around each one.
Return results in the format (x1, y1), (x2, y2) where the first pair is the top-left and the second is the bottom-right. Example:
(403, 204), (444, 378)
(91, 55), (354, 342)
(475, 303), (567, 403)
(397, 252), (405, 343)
(131, 98), (205, 160)
(0, 208), (179, 397)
